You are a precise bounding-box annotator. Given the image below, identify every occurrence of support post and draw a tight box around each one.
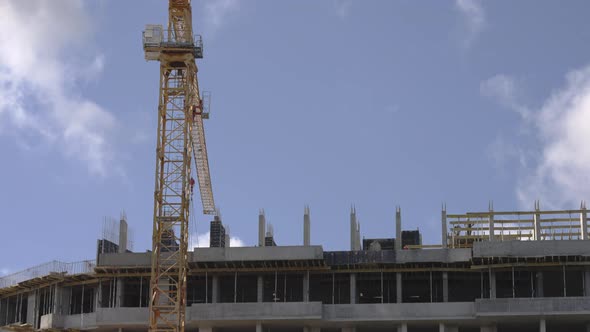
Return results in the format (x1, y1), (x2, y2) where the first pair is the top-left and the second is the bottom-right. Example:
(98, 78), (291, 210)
(303, 270), (310, 302)
(212, 275), (219, 303)
(259, 209), (266, 247)
(581, 202), (587, 240)
(256, 322), (262, 332)
(585, 267), (590, 297)
(441, 204), (447, 248)
(350, 273), (357, 304)
(350, 207), (358, 250)
(257, 275), (263, 303)
(25, 292), (36, 326)
(398, 323), (408, 332)
(396, 272), (402, 303)
(489, 269), (496, 299)
(443, 272), (449, 302)
(539, 319), (546, 332)
(533, 201), (542, 240)
(396, 206), (402, 250)
(489, 202), (495, 242)
(304, 206), (311, 246)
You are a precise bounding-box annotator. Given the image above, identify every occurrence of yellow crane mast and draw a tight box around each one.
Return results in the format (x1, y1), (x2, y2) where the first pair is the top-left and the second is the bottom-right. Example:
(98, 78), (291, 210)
(142, 1), (216, 332)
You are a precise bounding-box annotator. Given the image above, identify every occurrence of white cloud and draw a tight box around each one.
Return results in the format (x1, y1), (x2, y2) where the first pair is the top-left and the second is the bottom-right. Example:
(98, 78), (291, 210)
(202, 0), (239, 35)
(480, 74), (530, 119)
(0, 1), (116, 176)
(481, 67), (590, 208)
(517, 66), (590, 208)
(455, 0), (485, 45)
(333, 0), (353, 19)
(189, 231), (245, 249)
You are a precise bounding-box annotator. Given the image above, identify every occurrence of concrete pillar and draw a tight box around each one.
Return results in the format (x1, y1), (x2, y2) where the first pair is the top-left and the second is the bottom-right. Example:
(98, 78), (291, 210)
(398, 323), (408, 332)
(395, 206), (402, 250)
(480, 326), (497, 332)
(396, 272), (402, 303)
(580, 202), (587, 240)
(350, 207), (357, 251)
(584, 267), (590, 297)
(489, 269), (496, 299)
(225, 225), (231, 248)
(441, 205), (447, 248)
(256, 322), (263, 332)
(350, 273), (357, 304)
(440, 324), (458, 332)
(118, 217), (128, 253)
(533, 201), (542, 241)
(536, 271), (544, 297)
(342, 327), (356, 332)
(304, 206), (311, 246)
(442, 272), (449, 302)
(259, 209), (266, 247)
(489, 202), (495, 242)
(116, 278), (125, 307)
(212, 275), (219, 303)
(539, 319), (546, 332)
(303, 271), (310, 302)
(257, 275), (263, 302)
(26, 292), (36, 326)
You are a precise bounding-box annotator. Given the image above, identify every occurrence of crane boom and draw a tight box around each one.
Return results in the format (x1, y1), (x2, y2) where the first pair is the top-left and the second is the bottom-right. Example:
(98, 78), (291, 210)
(142, 1), (216, 332)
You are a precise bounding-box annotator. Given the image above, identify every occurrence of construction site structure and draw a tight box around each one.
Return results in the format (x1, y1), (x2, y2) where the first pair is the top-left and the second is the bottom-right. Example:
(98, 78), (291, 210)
(142, 1), (216, 332)
(2, 203), (590, 332)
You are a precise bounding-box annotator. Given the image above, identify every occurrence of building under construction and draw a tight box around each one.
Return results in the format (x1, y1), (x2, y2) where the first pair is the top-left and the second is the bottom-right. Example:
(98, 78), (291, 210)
(1, 203), (590, 332)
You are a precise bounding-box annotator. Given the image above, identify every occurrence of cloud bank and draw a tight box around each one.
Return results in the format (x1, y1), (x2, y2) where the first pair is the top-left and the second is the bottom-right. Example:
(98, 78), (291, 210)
(0, 1), (116, 176)
(482, 66), (590, 208)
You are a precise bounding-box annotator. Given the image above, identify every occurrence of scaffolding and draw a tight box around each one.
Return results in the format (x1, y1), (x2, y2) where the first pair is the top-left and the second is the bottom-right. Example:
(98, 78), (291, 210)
(447, 202), (589, 248)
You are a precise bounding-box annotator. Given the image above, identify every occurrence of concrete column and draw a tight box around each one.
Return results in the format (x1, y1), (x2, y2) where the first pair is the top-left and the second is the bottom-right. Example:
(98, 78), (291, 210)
(440, 324), (458, 332)
(480, 326), (497, 332)
(303, 271), (310, 302)
(396, 272), (402, 303)
(350, 273), (357, 304)
(212, 275), (219, 303)
(304, 206), (311, 246)
(26, 292), (36, 326)
(533, 201), (542, 241)
(489, 270), (496, 299)
(489, 202), (495, 242)
(116, 278), (124, 307)
(256, 322), (263, 332)
(539, 319), (546, 332)
(584, 267), (590, 297)
(580, 203), (587, 240)
(259, 210), (266, 247)
(342, 327), (356, 332)
(536, 271), (544, 297)
(257, 275), (263, 302)
(398, 323), (408, 332)
(442, 272), (449, 302)
(441, 205), (447, 248)
(350, 207), (357, 251)
(395, 207), (402, 250)
(118, 217), (128, 253)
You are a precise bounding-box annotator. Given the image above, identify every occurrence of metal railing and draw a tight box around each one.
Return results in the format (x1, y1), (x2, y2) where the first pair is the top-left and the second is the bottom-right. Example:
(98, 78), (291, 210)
(0, 260), (95, 289)
(142, 26), (203, 49)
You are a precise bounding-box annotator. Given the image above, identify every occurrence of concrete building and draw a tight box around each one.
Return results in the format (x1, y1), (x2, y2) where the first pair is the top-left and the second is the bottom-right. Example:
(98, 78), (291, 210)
(1, 204), (590, 332)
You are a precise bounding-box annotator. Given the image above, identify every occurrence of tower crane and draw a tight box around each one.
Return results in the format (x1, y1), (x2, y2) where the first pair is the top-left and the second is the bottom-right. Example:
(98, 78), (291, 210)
(142, 1), (216, 332)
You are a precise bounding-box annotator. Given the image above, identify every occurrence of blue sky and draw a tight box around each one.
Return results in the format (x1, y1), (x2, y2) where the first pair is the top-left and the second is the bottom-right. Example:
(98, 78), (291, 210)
(1, 0), (590, 275)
